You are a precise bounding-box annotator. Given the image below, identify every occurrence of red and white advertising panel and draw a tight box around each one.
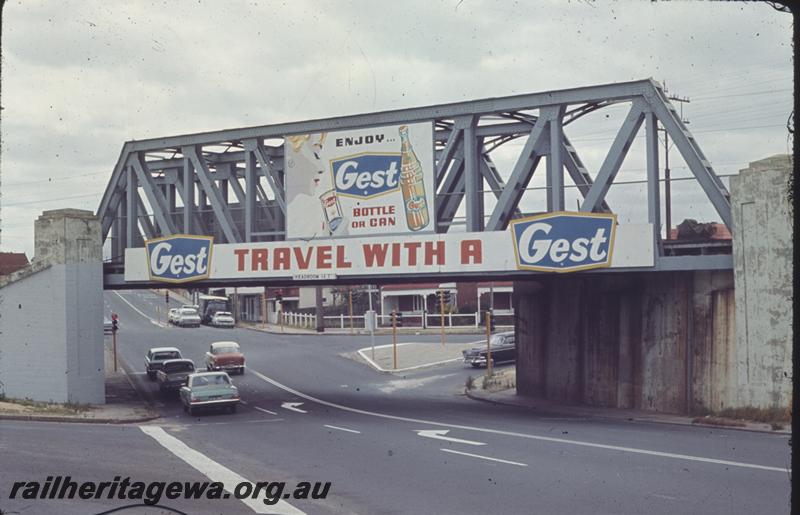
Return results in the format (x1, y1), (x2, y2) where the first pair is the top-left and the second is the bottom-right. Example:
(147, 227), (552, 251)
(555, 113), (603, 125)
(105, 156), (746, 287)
(284, 123), (435, 239)
(125, 220), (655, 283)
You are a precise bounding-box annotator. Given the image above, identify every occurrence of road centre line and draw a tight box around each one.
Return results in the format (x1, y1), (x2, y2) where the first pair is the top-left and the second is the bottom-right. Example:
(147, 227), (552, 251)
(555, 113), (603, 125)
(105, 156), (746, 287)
(324, 424), (361, 434)
(249, 369), (790, 474)
(440, 448), (527, 467)
(140, 426), (303, 515)
(255, 407), (278, 415)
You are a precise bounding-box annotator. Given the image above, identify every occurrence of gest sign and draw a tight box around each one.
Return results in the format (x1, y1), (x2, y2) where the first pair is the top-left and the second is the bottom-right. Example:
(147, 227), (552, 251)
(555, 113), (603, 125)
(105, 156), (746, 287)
(510, 212), (617, 272)
(145, 235), (213, 283)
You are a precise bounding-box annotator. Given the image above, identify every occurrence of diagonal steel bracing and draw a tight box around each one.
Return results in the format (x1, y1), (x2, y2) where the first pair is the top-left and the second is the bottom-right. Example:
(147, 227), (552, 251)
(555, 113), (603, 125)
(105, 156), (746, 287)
(579, 100), (647, 212)
(183, 146), (242, 243)
(97, 78), (732, 274)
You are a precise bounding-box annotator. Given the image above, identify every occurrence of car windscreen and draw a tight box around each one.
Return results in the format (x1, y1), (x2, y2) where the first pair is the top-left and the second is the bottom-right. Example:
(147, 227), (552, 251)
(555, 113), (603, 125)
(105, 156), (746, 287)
(215, 312), (232, 317)
(179, 308), (198, 315)
(163, 362), (194, 373)
(213, 345), (239, 354)
(154, 351), (181, 360)
(489, 335), (510, 347)
(191, 374), (230, 387)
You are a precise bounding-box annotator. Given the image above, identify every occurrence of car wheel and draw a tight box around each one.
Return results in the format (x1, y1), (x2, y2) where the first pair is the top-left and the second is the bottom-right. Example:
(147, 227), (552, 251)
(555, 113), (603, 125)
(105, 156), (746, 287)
(230, 404), (237, 414)
(238, 367), (244, 375)
(147, 371), (155, 380)
(188, 406), (195, 416)
(206, 365), (211, 371)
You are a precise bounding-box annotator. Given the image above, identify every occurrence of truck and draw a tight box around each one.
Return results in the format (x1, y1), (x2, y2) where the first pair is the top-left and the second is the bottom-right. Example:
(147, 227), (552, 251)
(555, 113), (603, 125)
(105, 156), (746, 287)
(197, 294), (231, 325)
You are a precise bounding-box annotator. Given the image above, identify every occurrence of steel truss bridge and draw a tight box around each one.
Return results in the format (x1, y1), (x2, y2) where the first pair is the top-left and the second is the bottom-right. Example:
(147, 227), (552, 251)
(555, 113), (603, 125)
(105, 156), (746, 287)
(97, 79), (733, 288)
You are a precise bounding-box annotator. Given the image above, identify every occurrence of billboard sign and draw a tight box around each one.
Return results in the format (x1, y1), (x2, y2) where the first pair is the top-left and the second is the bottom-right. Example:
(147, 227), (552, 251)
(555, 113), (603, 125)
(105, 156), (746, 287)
(510, 212), (617, 272)
(285, 123), (434, 239)
(126, 219), (653, 283)
(145, 235), (213, 284)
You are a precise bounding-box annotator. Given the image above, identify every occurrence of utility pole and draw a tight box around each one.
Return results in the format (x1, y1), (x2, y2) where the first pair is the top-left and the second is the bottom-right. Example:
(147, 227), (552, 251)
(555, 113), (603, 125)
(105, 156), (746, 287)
(658, 81), (690, 240)
(315, 286), (324, 333)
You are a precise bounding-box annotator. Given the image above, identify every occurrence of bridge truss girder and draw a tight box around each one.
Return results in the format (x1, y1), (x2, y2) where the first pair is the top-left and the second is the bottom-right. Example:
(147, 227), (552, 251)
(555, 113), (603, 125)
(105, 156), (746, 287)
(97, 78), (732, 267)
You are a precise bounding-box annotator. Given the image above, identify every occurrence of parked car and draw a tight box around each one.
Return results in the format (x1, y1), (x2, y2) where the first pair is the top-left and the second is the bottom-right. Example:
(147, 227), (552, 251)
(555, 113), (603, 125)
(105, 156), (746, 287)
(144, 347), (183, 380)
(176, 307), (201, 327)
(179, 372), (240, 415)
(205, 341), (245, 375)
(167, 308), (180, 325)
(211, 311), (235, 328)
(462, 331), (516, 368)
(156, 359), (195, 393)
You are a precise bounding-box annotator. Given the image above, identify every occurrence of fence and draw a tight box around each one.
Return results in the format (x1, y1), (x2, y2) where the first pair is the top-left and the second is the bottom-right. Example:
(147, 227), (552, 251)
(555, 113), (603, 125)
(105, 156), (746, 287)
(274, 311), (515, 330)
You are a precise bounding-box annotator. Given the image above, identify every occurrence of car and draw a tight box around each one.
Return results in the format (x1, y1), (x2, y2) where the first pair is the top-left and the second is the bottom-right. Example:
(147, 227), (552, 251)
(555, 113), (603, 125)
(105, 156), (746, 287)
(103, 317), (112, 334)
(205, 341), (245, 375)
(181, 304), (200, 311)
(167, 308), (180, 325)
(156, 359), (196, 393)
(179, 371), (240, 415)
(462, 331), (515, 368)
(176, 307), (201, 327)
(211, 311), (235, 328)
(144, 347), (183, 380)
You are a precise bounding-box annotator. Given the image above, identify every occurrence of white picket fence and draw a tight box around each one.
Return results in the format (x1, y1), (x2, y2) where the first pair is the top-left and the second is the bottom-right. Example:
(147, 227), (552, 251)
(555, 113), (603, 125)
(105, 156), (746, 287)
(274, 311), (514, 330)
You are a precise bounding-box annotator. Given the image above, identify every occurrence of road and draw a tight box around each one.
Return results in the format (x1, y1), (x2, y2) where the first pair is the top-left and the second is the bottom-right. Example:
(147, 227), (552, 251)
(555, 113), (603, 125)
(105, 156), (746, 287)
(1, 289), (791, 515)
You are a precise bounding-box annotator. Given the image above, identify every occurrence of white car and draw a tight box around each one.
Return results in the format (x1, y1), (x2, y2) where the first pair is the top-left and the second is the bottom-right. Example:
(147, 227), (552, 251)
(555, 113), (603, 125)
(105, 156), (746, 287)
(211, 311), (235, 328)
(167, 308), (180, 325)
(176, 307), (201, 327)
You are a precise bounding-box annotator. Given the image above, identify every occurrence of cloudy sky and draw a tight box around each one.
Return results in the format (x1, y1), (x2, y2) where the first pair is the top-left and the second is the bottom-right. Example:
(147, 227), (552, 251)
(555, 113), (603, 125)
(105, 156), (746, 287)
(0, 0), (793, 257)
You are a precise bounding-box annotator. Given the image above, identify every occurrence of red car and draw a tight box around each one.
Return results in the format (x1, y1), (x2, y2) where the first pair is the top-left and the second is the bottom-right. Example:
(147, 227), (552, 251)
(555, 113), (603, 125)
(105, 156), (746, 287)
(205, 341), (245, 375)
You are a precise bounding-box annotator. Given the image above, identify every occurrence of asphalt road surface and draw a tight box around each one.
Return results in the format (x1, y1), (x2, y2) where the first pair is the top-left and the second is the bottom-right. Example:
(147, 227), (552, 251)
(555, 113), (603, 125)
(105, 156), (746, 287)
(1, 290), (791, 515)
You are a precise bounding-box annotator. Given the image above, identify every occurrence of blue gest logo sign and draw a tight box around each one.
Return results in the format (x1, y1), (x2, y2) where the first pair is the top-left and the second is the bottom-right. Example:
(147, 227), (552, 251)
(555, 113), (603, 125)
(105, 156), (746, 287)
(510, 212), (617, 272)
(145, 235), (213, 283)
(331, 153), (401, 198)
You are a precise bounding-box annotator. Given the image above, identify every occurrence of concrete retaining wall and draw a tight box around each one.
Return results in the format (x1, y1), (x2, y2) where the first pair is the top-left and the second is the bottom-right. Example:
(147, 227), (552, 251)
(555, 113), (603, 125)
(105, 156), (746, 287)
(0, 209), (104, 404)
(514, 154), (792, 414)
(514, 271), (735, 414)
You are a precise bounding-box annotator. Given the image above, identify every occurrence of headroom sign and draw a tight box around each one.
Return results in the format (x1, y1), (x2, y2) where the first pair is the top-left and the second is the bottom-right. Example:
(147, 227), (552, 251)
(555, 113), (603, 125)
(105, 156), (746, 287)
(284, 123), (435, 239)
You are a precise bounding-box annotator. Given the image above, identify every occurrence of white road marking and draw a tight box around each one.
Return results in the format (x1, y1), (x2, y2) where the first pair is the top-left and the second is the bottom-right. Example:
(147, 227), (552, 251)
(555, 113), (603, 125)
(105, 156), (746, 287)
(249, 369), (791, 474)
(357, 341), (483, 373)
(440, 448), (527, 467)
(281, 402), (307, 413)
(324, 424), (361, 434)
(140, 426), (304, 514)
(416, 429), (485, 446)
(113, 291), (165, 327)
(255, 407), (278, 415)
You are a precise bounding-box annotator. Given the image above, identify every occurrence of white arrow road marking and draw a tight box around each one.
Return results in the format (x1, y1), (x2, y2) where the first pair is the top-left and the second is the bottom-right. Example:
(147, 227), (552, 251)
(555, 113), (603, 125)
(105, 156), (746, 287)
(324, 424), (361, 434)
(440, 448), (527, 467)
(249, 369), (791, 474)
(140, 426), (304, 514)
(255, 407), (278, 415)
(416, 429), (486, 446)
(281, 402), (307, 413)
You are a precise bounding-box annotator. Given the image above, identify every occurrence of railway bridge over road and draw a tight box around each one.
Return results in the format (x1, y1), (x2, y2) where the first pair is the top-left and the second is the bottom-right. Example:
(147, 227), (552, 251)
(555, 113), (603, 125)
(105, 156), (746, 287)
(0, 81), (791, 416)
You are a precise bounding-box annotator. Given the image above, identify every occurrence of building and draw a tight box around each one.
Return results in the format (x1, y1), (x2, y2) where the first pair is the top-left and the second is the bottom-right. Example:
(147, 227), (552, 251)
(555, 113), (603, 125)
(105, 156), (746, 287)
(0, 252), (29, 275)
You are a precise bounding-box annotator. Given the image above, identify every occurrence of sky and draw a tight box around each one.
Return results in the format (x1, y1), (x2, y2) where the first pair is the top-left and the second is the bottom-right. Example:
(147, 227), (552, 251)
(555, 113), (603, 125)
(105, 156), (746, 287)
(0, 0), (793, 257)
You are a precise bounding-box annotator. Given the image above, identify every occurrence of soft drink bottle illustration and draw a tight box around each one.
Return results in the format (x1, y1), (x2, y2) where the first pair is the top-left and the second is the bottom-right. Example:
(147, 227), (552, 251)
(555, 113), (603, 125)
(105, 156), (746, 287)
(398, 125), (429, 231)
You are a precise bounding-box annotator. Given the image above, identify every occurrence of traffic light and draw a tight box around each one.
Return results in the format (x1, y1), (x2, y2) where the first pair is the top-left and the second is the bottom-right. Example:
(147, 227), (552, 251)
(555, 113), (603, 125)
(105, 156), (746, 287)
(111, 312), (119, 333)
(441, 290), (451, 305)
(488, 310), (496, 332)
(393, 311), (403, 328)
(165, 291), (169, 304)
